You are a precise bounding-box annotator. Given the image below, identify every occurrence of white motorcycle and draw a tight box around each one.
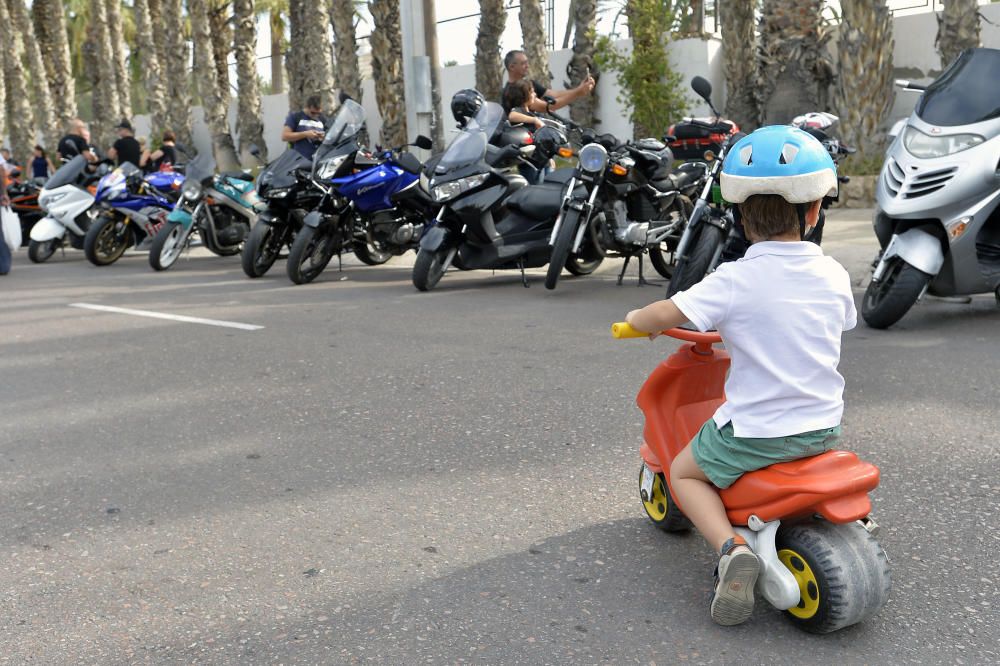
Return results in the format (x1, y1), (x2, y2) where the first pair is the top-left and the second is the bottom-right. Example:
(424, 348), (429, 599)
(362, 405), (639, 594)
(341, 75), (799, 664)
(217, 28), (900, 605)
(28, 155), (105, 263)
(864, 47), (1000, 328)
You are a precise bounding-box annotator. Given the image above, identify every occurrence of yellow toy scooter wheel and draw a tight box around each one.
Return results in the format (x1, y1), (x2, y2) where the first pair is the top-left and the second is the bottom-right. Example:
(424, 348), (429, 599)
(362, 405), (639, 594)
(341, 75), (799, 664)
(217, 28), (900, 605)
(639, 465), (692, 532)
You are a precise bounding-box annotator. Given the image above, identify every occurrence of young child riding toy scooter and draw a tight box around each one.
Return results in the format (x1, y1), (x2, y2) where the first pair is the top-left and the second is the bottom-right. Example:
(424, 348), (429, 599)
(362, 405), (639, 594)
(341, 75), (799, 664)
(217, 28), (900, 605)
(621, 126), (889, 630)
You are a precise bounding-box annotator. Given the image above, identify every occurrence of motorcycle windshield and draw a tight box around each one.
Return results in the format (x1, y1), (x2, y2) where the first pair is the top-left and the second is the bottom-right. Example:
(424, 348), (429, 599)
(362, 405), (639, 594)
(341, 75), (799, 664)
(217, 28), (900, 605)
(257, 148), (311, 190)
(183, 153), (216, 186)
(916, 48), (1000, 126)
(321, 99), (366, 147)
(437, 102), (505, 172)
(44, 154), (88, 189)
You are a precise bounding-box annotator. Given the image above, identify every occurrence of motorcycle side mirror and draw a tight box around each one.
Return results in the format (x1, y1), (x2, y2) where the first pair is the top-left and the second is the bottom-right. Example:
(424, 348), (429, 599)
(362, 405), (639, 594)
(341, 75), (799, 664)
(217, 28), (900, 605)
(396, 152), (422, 175)
(412, 135), (433, 150)
(691, 76), (713, 102)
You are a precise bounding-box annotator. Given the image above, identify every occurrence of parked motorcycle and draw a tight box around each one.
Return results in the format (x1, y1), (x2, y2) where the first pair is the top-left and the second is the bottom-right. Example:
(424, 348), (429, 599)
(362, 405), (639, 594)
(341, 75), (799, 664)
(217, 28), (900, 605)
(863, 47), (1000, 328)
(28, 155), (105, 263)
(149, 153), (259, 270)
(284, 98), (388, 284)
(411, 102), (580, 291)
(664, 77), (850, 298)
(6, 176), (44, 246)
(542, 124), (707, 290)
(241, 146), (323, 278)
(83, 162), (184, 265)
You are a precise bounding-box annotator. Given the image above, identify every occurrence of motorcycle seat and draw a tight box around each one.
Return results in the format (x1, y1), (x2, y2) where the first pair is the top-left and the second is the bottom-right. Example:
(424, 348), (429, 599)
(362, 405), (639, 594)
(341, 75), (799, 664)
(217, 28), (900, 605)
(542, 168), (576, 184)
(668, 171), (698, 190)
(505, 181), (563, 220)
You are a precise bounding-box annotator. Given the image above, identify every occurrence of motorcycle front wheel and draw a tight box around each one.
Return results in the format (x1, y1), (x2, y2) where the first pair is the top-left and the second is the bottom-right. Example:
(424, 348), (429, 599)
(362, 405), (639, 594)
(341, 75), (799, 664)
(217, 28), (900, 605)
(861, 257), (930, 329)
(666, 223), (725, 297)
(286, 225), (337, 284)
(412, 246), (448, 291)
(149, 223), (188, 271)
(84, 213), (132, 266)
(242, 222), (285, 278)
(544, 208), (582, 290)
(28, 238), (58, 263)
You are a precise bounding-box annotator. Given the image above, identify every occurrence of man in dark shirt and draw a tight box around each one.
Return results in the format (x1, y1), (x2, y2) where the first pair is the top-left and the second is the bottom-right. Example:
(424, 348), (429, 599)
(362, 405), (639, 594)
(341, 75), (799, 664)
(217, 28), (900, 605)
(281, 95), (328, 160)
(107, 119), (142, 167)
(500, 50), (595, 114)
(56, 118), (98, 164)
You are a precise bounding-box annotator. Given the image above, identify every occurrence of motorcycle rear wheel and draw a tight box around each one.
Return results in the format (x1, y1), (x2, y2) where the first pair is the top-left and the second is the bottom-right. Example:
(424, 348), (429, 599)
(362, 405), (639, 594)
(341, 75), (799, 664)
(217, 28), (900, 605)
(353, 240), (392, 266)
(861, 257), (930, 329)
(149, 223), (187, 271)
(28, 238), (58, 263)
(84, 214), (132, 266)
(666, 223), (725, 298)
(648, 245), (674, 279)
(287, 225), (337, 284)
(412, 247), (448, 291)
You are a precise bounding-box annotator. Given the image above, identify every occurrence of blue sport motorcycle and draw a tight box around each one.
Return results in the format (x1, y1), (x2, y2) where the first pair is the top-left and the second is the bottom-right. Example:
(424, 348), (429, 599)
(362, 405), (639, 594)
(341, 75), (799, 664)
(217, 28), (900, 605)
(83, 162), (184, 266)
(286, 98), (435, 284)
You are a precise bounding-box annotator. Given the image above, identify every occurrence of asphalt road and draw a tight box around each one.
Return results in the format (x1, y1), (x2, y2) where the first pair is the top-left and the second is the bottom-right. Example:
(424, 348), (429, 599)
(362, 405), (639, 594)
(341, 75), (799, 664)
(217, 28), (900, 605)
(1, 209), (997, 665)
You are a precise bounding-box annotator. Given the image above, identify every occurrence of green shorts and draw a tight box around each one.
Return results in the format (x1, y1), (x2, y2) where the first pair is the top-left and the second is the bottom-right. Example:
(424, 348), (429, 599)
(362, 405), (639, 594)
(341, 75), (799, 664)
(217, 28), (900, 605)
(691, 420), (842, 489)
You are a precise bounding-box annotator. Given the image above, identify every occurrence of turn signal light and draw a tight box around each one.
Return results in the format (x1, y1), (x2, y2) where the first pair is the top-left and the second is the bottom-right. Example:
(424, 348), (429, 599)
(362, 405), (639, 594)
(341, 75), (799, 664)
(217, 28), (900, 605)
(611, 164), (628, 176)
(946, 216), (972, 240)
(558, 147), (574, 158)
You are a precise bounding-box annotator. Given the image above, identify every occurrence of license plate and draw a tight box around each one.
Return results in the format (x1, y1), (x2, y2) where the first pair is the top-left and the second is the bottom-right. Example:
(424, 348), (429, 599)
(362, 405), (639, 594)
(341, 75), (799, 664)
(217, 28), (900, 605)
(640, 464), (655, 500)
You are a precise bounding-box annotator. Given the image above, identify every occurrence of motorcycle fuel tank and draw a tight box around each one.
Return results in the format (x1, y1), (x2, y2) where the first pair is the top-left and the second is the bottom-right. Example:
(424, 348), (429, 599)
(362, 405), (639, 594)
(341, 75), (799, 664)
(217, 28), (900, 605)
(331, 164), (417, 214)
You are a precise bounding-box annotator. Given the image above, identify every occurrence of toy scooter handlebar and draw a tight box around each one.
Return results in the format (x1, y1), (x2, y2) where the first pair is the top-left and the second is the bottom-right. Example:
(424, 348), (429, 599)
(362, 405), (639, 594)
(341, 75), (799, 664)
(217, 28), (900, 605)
(611, 322), (722, 345)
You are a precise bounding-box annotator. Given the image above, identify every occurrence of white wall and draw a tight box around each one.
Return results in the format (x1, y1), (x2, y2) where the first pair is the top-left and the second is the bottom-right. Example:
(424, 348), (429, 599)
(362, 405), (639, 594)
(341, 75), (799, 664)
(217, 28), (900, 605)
(128, 5), (999, 163)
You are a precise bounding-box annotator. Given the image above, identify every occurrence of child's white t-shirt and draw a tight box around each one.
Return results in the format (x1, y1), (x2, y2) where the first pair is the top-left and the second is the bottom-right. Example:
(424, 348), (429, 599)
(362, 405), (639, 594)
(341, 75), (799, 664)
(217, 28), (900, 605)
(671, 240), (857, 438)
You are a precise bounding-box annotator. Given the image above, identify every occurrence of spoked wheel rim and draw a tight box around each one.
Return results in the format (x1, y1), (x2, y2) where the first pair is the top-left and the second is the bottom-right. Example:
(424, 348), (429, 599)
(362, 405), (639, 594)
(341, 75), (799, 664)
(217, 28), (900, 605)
(778, 548), (821, 619)
(94, 220), (130, 263)
(159, 225), (186, 267)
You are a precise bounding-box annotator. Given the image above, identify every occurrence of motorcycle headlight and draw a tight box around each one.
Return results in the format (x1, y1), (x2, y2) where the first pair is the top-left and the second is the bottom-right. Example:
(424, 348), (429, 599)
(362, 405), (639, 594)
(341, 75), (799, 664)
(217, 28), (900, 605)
(902, 126), (984, 159)
(182, 181), (203, 201)
(317, 154), (348, 180)
(431, 173), (489, 202)
(578, 143), (608, 173)
(266, 186), (291, 199)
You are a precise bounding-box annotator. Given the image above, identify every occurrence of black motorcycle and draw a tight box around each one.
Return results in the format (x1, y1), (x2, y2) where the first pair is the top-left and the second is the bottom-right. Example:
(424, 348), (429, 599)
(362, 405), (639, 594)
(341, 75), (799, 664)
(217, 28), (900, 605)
(241, 147), (324, 278)
(411, 101), (585, 291)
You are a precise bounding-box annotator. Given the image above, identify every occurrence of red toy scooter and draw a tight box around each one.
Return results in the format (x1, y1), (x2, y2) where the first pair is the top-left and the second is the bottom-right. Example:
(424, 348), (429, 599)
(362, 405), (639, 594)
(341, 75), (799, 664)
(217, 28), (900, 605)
(613, 322), (891, 633)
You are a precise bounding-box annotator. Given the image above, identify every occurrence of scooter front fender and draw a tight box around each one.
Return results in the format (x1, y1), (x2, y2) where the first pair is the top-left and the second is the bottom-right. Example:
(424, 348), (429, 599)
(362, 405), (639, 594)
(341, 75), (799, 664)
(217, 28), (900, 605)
(29, 216), (67, 242)
(167, 208), (194, 229)
(874, 228), (944, 279)
(303, 210), (324, 229)
(419, 225), (449, 252)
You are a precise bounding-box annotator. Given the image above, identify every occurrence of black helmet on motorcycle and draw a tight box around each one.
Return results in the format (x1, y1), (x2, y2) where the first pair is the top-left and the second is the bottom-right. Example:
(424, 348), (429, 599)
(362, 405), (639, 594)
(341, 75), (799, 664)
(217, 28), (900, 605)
(451, 89), (486, 128)
(532, 125), (567, 161)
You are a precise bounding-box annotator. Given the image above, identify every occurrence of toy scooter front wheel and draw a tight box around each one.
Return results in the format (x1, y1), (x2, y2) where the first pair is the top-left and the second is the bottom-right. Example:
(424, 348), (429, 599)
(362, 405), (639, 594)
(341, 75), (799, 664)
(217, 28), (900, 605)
(639, 465), (692, 532)
(776, 521), (891, 634)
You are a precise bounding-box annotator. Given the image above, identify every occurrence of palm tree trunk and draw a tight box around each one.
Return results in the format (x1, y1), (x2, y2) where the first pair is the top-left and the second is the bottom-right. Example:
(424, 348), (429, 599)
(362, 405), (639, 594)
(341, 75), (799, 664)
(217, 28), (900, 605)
(234, 0), (267, 162)
(190, 0), (240, 170)
(475, 0), (506, 103)
(209, 0), (233, 97)
(0, 0), (33, 163)
(134, 0), (168, 140)
(288, 0), (334, 111)
(87, 0), (120, 150)
(836, 0), (894, 160)
(369, 0), (407, 148)
(9, 0), (58, 148)
(106, 0), (133, 119)
(721, 0), (758, 130)
(330, 0), (362, 101)
(937, 0), (981, 70)
(31, 0), (77, 132)
(270, 7), (285, 94)
(567, 0), (598, 128)
(163, 0), (193, 146)
(519, 0), (551, 88)
(756, 0), (832, 125)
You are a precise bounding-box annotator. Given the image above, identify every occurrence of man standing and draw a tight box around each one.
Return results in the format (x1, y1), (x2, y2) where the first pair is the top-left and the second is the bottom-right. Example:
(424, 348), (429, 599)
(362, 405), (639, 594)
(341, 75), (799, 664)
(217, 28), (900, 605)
(107, 120), (142, 167)
(281, 95), (328, 160)
(501, 50), (595, 113)
(0, 150), (10, 275)
(56, 119), (98, 164)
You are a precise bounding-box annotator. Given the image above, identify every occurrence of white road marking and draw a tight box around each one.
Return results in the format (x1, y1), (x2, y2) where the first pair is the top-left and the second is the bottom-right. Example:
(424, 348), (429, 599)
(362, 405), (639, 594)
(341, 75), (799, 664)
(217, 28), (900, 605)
(69, 303), (264, 331)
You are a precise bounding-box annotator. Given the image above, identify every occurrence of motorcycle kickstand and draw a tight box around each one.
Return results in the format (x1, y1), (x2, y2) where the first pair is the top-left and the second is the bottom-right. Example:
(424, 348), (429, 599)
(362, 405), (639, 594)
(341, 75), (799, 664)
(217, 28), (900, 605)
(617, 255), (632, 286)
(636, 253), (656, 287)
(518, 258), (529, 288)
(337, 252), (343, 272)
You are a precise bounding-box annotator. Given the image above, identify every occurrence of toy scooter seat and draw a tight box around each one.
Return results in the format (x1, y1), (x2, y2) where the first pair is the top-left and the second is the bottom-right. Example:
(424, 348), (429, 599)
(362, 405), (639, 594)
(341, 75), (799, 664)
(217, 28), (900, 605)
(720, 450), (880, 525)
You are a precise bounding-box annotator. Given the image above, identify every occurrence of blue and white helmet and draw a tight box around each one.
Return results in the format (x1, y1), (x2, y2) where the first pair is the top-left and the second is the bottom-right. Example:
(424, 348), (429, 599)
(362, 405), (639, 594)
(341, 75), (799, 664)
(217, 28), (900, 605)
(720, 125), (838, 204)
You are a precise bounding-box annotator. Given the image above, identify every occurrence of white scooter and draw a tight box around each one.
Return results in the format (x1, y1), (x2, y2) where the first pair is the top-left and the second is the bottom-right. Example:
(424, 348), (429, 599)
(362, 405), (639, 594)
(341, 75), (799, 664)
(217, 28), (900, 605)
(28, 155), (106, 263)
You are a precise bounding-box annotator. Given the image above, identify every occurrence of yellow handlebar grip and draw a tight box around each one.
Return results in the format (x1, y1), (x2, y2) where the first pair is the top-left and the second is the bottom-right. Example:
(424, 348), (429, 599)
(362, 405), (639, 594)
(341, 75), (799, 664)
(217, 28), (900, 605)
(611, 322), (648, 339)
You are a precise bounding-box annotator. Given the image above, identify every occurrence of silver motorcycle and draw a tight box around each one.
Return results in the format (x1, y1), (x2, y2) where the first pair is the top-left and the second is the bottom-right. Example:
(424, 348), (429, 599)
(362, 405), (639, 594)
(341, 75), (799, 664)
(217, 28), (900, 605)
(864, 47), (1000, 328)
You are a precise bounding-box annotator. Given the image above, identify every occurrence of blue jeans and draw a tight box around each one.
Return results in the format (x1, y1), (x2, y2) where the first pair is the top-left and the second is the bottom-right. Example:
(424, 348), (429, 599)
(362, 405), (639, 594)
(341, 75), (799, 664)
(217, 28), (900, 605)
(0, 225), (11, 274)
